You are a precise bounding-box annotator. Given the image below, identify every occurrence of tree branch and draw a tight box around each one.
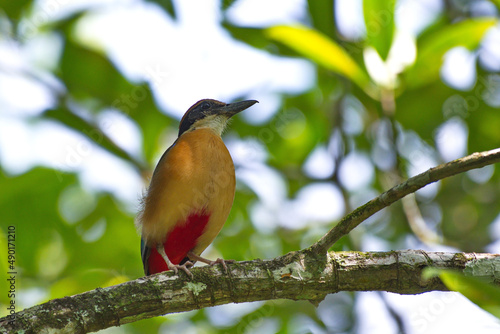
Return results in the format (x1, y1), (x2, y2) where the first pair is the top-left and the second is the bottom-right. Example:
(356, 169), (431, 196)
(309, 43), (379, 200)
(310, 148), (500, 254)
(3, 148), (500, 333)
(1, 250), (499, 333)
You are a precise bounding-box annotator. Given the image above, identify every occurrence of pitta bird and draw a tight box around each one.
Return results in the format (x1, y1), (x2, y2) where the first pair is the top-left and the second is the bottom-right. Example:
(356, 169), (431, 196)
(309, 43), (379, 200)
(138, 99), (258, 277)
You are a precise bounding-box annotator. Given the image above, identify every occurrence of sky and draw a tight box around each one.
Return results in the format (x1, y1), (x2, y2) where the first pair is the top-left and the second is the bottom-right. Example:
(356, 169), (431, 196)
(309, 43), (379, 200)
(1, 0), (500, 333)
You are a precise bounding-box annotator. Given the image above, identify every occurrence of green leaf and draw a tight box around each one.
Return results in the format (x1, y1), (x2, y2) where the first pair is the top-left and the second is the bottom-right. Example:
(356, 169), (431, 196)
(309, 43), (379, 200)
(405, 18), (497, 88)
(222, 25), (271, 50)
(363, 0), (396, 60)
(395, 80), (453, 140)
(468, 106), (500, 153)
(221, 0), (238, 11)
(424, 268), (500, 319)
(60, 41), (133, 105)
(144, 0), (176, 19)
(266, 25), (373, 95)
(0, 168), (76, 277)
(307, 0), (336, 38)
(0, 0), (31, 21)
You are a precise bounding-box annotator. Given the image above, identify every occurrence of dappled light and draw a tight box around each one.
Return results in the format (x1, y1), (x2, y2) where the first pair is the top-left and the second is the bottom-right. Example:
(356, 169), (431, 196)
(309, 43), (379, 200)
(1, 0), (500, 333)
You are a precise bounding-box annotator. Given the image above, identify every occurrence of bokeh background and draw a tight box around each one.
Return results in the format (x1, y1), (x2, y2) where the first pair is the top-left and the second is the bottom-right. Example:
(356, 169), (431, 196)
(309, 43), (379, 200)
(1, 0), (500, 333)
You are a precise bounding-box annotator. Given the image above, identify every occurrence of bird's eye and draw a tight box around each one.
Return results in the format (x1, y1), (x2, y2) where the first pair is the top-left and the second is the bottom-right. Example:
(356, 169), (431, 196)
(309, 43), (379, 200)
(201, 102), (211, 110)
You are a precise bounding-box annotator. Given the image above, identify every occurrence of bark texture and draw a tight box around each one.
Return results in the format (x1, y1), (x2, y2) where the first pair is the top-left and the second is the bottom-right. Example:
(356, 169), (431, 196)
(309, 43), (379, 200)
(1, 250), (499, 334)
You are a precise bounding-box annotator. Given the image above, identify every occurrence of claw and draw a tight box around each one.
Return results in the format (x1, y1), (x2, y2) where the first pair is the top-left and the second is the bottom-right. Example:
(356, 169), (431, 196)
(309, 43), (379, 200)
(169, 261), (194, 279)
(170, 265), (178, 275)
(157, 245), (194, 278)
(209, 258), (235, 273)
(187, 251), (234, 273)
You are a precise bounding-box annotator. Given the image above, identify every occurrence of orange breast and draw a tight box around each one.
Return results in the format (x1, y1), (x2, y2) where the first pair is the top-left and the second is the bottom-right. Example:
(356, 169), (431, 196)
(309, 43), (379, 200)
(140, 128), (236, 259)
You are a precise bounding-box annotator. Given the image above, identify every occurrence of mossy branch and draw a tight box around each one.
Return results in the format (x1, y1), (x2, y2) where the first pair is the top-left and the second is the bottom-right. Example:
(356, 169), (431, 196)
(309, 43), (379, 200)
(1, 250), (499, 333)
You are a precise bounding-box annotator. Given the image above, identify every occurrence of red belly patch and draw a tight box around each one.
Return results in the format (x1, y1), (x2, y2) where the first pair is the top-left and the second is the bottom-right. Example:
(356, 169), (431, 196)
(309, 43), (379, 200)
(147, 211), (210, 274)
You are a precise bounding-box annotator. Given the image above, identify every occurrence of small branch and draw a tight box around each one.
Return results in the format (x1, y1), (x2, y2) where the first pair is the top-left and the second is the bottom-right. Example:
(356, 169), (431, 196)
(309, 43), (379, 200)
(401, 193), (441, 245)
(310, 148), (500, 254)
(1, 250), (499, 333)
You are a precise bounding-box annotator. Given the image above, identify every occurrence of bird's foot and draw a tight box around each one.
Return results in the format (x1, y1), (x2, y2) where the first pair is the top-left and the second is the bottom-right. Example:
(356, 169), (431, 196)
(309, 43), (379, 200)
(187, 251), (234, 273)
(157, 244), (194, 278)
(167, 261), (194, 279)
(209, 258), (235, 273)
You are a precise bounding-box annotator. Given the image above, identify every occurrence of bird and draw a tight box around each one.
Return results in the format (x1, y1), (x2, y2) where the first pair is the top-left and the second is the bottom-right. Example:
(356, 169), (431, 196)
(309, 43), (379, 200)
(137, 98), (258, 277)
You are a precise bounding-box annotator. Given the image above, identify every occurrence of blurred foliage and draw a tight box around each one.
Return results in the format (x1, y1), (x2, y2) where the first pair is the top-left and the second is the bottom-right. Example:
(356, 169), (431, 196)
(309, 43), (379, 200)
(424, 268), (500, 319)
(405, 18), (496, 88)
(1, 0), (500, 333)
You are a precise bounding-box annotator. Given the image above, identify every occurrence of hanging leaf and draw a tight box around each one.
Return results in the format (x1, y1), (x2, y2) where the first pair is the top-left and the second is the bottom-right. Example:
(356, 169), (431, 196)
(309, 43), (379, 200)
(266, 25), (374, 95)
(363, 0), (396, 60)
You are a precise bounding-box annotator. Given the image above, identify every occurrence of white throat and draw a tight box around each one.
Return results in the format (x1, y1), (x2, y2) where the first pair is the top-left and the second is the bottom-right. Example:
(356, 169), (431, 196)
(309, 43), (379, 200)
(189, 115), (230, 136)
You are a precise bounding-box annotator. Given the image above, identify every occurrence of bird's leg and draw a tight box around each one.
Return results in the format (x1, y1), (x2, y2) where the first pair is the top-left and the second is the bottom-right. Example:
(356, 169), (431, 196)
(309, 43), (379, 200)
(156, 244), (194, 279)
(187, 251), (235, 273)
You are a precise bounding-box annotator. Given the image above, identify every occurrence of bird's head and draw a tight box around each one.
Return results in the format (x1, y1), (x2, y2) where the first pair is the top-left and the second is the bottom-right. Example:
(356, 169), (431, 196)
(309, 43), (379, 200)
(178, 99), (258, 137)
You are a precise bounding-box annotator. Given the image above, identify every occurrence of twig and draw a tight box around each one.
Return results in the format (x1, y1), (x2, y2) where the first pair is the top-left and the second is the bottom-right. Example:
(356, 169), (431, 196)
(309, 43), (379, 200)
(310, 148), (500, 254)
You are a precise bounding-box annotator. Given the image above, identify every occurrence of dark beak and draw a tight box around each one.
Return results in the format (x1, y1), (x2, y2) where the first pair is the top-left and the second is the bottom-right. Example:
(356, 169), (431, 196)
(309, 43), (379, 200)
(219, 100), (258, 117)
